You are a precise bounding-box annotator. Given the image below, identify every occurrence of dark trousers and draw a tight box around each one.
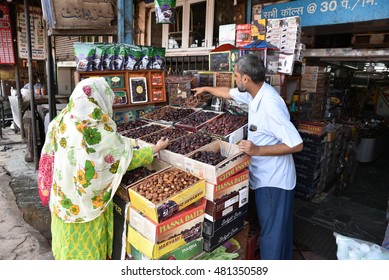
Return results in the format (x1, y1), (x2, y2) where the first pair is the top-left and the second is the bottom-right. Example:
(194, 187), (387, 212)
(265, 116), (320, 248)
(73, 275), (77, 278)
(255, 187), (295, 260)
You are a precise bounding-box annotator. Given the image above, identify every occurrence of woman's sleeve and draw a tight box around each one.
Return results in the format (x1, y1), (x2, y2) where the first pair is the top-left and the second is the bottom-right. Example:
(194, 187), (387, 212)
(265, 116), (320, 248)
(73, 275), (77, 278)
(127, 146), (155, 171)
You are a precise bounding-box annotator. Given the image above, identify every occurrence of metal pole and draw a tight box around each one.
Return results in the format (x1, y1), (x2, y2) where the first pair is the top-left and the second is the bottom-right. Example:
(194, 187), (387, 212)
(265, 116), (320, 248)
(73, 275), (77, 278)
(10, 4), (25, 139)
(24, 0), (39, 170)
(246, 0), (252, 23)
(118, 0), (124, 43)
(124, 0), (133, 44)
(46, 34), (56, 120)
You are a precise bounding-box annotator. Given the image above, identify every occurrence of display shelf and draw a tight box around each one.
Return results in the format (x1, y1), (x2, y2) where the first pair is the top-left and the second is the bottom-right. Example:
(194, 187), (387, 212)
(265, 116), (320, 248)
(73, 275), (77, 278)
(77, 70), (167, 108)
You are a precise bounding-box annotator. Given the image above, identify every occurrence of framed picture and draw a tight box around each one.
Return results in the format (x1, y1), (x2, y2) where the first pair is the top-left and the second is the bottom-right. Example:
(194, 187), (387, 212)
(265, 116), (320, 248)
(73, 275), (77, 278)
(105, 75), (125, 89)
(113, 90), (128, 106)
(129, 77), (148, 103)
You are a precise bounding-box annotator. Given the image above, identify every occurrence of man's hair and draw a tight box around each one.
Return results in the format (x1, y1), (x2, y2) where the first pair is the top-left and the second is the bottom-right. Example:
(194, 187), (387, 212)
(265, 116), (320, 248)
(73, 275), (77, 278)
(235, 53), (266, 84)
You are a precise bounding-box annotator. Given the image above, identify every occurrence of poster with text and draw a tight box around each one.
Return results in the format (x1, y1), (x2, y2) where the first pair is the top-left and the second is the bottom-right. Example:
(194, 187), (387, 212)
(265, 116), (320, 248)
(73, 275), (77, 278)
(17, 4), (46, 60)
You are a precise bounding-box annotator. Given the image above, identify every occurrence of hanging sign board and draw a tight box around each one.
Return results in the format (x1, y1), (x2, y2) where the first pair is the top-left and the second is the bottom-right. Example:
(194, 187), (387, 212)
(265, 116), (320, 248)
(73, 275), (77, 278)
(0, 4), (15, 64)
(41, 0), (116, 35)
(262, 0), (389, 27)
(17, 5), (47, 60)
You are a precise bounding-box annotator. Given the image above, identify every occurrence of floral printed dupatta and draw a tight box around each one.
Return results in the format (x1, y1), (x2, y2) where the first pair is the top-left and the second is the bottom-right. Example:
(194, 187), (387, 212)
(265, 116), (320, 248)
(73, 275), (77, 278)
(37, 77), (133, 223)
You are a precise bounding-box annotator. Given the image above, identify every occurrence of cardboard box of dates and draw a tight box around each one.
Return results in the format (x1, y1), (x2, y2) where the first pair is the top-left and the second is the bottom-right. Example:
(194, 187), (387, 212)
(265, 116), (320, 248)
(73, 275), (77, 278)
(158, 132), (216, 170)
(205, 169), (249, 201)
(202, 213), (245, 253)
(140, 105), (199, 125)
(198, 221), (249, 258)
(203, 203), (248, 236)
(184, 140), (250, 184)
(205, 185), (249, 222)
(200, 113), (248, 144)
(128, 238), (204, 260)
(116, 158), (172, 203)
(128, 198), (206, 243)
(128, 167), (206, 223)
(174, 110), (224, 133)
(127, 202), (205, 260)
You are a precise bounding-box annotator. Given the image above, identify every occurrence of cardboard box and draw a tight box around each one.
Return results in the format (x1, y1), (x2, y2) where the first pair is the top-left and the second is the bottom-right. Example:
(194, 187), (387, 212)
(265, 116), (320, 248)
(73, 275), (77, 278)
(278, 53), (295, 75)
(140, 105), (199, 125)
(294, 152), (323, 166)
(301, 79), (327, 90)
(138, 126), (191, 146)
(302, 73), (327, 81)
(158, 133), (217, 169)
(129, 238), (204, 260)
(184, 140), (250, 184)
(218, 24), (236, 46)
(128, 167), (206, 223)
(203, 203), (248, 236)
(112, 194), (129, 260)
(203, 214), (245, 252)
(299, 131), (327, 144)
(127, 224), (202, 259)
(129, 199), (206, 243)
(205, 185), (249, 222)
(198, 221), (249, 258)
(235, 24), (252, 47)
(117, 158), (171, 203)
(251, 19), (266, 41)
(298, 121), (326, 136)
(205, 169), (249, 201)
(304, 66), (327, 74)
(174, 110), (224, 133)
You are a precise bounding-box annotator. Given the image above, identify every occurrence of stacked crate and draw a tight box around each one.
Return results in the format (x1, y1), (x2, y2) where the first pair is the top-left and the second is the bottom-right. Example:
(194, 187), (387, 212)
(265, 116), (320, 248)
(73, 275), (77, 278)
(125, 166), (207, 260)
(182, 140), (251, 254)
(294, 122), (327, 199)
(300, 66), (329, 120)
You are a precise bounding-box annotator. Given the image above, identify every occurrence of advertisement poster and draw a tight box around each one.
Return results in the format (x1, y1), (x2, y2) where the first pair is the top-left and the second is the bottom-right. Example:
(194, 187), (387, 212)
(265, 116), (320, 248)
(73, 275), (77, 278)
(17, 4), (46, 60)
(0, 4), (15, 64)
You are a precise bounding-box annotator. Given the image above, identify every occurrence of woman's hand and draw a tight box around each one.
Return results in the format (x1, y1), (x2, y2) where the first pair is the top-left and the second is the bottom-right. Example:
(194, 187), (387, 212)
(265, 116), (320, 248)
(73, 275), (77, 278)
(153, 137), (170, 153)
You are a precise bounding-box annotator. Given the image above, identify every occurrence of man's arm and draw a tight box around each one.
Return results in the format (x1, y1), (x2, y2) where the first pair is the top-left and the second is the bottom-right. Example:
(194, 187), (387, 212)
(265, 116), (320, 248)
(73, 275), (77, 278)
(238, 140), (303, 156)
(192, 86), (232, 99)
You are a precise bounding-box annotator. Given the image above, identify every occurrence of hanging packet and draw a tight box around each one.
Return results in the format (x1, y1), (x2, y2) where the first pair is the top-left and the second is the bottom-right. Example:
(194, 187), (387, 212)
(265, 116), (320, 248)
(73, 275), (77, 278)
(93, 44), (106, 71)
(74, 42), (95, 72)
(102, 45), (115, 71)
(152, 47), (166, 70)
(155, 0), (176, 24)
(125, 44), (142, 70)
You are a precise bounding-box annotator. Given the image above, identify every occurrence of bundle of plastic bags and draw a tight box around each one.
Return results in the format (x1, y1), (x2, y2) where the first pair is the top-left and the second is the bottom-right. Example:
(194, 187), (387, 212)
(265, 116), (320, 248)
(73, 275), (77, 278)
(334, 232), (389, 260)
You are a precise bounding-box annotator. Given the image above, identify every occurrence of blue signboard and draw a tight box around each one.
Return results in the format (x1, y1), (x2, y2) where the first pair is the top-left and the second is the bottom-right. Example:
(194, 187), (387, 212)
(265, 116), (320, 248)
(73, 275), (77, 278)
(262, 0), (389, 27)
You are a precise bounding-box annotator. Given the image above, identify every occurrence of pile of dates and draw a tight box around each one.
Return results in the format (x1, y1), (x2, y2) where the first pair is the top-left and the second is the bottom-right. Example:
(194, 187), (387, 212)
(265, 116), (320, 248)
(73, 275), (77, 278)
(177, 110), (219, 127)
(200, 114), (248, 136)
(182, 94), (212, 108)
(133, 169), (199, 203)
(117, 119), (148, 132)
(167, 133), (214, 154)
(121, 166), (156, 186)
(140, 127), (189, 144)
(142, 106), (195, 122)
(120, 124), (165, 139)
(190, 150), (226, 166)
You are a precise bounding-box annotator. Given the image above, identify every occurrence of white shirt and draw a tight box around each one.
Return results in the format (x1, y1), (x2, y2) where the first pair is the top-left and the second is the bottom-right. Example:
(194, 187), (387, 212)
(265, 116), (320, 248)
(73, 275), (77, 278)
(230, 83), (302, 190)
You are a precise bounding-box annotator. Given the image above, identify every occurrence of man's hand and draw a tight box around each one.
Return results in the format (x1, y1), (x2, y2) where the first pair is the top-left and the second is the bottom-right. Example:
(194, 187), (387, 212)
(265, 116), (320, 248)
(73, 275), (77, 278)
(238, 140), (258, 156)
(191, 87), (207, 97)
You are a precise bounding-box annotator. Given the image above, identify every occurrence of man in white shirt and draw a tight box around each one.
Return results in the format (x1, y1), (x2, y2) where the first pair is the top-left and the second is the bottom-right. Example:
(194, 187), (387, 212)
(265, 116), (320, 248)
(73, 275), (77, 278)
(192, 54), (303, 259)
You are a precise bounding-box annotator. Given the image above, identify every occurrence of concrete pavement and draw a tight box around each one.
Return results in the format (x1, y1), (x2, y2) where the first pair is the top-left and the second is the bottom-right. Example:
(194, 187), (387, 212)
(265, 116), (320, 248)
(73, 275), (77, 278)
(0, 126), (53, 260)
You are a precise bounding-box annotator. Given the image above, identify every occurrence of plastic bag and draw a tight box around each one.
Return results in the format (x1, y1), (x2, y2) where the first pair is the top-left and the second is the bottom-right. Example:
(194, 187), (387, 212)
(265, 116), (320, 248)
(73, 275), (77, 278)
(155, 0), (176, 24)
(334, 232), (389, 260)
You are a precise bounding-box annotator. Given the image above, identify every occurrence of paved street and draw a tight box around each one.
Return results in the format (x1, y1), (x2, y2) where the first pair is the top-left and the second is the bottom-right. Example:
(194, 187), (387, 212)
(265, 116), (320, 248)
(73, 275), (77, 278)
(0, 127), (53, 260)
